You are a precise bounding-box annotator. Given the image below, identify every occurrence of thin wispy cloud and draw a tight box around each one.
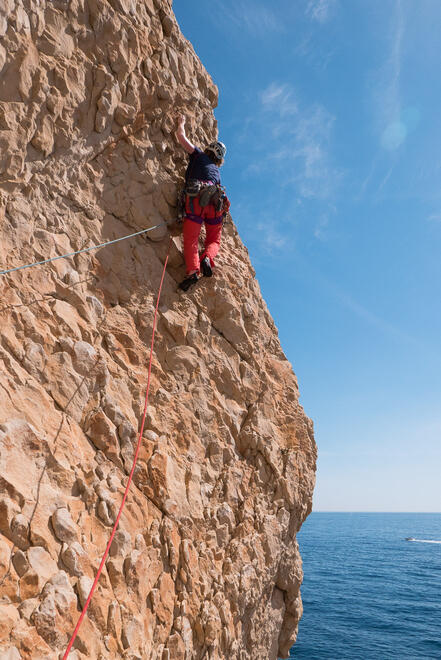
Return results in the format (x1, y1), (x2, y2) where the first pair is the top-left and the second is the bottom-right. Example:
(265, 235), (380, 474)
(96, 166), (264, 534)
(372, 0), (406, 151)
(293, 250), (441, 365)
(376, 164), (394, 194)
(305, 0), (338, 24)
(236, 84), (342, 248)
(237, 203), (290, 258)
(334, 291), (441, 367)
(385, 0), (405, 121)
(214, 1), (283, 36)
(361, 1), (407, 197)
(258, 84), (342, 201)
(336, 291), (441, 365)
(314, 214), (330, 240)
(358, 159), (378, 200)
(256, 222), (286, 253)
(260, 83), (298, 116)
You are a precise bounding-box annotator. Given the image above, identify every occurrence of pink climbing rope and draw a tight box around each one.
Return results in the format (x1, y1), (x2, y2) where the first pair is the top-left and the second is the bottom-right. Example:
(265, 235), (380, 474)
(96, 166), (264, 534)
(63, 240), (171, 659)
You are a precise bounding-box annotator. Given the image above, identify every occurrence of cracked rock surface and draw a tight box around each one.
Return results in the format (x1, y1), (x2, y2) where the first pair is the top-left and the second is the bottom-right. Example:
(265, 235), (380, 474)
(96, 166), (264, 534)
(0, 1), (317, 658)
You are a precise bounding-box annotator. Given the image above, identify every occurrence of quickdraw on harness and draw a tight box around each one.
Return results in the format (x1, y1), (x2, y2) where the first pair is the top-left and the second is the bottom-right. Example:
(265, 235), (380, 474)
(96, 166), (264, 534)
(176, 179), (230, 223)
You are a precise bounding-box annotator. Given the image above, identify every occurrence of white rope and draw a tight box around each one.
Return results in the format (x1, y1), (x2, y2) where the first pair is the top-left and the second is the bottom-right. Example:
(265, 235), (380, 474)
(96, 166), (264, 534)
(0, 221), (170, 276)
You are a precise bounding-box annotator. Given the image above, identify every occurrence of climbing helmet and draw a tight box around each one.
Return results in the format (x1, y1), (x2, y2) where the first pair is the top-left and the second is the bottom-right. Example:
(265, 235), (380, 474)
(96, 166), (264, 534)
(207, 141), (227, 160)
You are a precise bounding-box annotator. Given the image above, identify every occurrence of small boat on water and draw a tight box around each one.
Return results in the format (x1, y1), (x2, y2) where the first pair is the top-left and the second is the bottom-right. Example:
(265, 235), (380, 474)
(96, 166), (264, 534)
(405, 537), (415, 541)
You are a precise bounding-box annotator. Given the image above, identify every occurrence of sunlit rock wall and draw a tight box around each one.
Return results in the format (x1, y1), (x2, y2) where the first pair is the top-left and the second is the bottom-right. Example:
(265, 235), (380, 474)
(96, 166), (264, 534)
(0, 1), (316, 658)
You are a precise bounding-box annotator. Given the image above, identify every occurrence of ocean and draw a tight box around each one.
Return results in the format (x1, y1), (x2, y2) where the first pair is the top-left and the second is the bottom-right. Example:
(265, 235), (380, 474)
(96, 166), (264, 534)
(290, 513), (441, 659)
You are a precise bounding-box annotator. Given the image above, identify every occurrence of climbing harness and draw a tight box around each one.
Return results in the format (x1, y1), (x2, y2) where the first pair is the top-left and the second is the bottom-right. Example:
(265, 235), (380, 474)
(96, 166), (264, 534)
(0, 221), (172, 277)
(178, 179), (229, 218)
(199, 184), (224, 211)
(184, 179), (203, 216)
(63, 237), (172, 659)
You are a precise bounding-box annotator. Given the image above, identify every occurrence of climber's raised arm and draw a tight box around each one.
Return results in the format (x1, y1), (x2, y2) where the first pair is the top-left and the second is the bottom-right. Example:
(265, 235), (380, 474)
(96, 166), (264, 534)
(176, 114), (195, 154)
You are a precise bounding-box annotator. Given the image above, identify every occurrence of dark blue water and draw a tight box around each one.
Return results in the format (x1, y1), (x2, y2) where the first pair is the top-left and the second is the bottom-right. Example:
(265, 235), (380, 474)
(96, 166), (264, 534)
(290, 513), (441, 659)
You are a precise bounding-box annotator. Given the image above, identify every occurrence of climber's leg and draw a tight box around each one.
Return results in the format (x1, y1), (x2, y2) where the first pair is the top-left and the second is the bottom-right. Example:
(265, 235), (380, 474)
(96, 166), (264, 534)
(201, 219), (222, 271)
(182, 216), (203, 275)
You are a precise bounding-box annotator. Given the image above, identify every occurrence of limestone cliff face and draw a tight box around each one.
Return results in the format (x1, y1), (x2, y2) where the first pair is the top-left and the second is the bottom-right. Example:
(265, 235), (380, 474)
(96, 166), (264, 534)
(0, 1), (317, 658)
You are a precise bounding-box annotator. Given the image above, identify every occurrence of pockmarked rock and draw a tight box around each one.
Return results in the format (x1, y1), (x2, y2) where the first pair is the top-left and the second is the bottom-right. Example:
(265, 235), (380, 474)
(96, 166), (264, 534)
(0, 1), (316, 659)
(51, 508), (78, 544)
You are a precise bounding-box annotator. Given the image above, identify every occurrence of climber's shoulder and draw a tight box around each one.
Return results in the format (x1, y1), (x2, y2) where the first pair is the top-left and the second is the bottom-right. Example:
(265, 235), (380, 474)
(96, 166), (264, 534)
(189, 145), (202, 158)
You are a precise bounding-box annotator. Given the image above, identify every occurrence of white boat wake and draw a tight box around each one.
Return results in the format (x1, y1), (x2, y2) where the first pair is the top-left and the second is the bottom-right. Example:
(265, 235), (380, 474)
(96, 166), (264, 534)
(407, 539), (441, 544)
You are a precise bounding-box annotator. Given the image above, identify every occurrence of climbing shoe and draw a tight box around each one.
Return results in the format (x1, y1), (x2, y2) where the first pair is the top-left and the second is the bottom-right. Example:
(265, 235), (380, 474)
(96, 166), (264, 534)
(178, 272), (198, 292)
(201, 256), (213, 278)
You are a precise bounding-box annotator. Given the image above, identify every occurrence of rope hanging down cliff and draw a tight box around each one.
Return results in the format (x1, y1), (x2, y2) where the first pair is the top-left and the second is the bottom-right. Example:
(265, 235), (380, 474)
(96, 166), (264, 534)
(62, 237), (172, 659)
(0, 221), (171, 276)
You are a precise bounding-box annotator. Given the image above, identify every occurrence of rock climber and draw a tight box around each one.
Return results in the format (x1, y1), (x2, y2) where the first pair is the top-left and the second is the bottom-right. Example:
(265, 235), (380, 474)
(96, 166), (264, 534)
(175, 114), (230, 292)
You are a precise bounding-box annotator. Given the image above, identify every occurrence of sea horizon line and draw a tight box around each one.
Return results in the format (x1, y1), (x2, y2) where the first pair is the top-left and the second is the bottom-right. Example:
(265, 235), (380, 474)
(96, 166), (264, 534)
(311, 510), (441, 514)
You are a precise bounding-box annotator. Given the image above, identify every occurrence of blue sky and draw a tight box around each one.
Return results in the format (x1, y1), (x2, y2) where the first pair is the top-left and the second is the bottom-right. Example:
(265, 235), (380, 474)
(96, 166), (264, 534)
(173, 0), (441, 512)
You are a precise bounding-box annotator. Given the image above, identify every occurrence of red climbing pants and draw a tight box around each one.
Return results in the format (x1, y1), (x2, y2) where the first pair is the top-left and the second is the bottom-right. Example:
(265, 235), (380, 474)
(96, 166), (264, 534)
(183, 218), (223, 274)
(182, 194), (223, 274)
